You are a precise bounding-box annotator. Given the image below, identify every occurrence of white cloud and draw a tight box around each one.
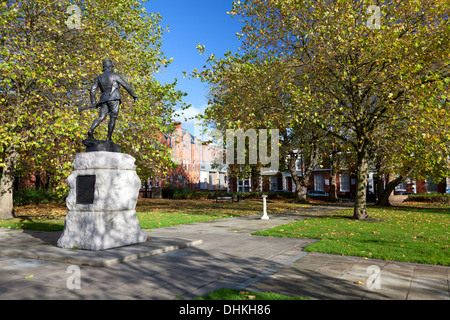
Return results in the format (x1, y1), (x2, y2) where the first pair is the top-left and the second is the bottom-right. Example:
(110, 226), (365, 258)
(173, 104), (208, 136)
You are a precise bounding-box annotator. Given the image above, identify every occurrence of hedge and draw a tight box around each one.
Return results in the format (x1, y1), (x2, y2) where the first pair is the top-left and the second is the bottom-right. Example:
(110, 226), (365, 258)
(406, 193), (450, 205)
(161, 187), (295, 200)
(13, 187), (68, 206)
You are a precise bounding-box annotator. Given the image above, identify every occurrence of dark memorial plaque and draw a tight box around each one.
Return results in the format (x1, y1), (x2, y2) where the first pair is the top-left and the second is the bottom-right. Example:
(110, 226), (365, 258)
(76, 175), (96, 204)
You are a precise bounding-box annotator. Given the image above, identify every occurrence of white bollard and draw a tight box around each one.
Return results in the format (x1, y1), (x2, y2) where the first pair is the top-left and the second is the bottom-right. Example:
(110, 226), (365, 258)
(261, 195), (269, 220)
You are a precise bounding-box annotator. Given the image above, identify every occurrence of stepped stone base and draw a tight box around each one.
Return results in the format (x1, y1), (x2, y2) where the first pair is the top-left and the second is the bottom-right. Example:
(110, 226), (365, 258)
(57, 152), (147, 251)
(57, 210), (147, 251)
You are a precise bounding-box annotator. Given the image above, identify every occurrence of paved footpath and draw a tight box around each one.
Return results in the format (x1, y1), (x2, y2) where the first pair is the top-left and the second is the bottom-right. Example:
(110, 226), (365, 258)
(0, 205), (448, 300)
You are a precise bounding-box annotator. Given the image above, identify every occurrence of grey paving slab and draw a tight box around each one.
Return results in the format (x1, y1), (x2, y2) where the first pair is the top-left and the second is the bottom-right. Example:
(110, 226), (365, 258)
(247, 252), (450, 300)
(0, 205), (449, 301)
(0, 229), (202, 267)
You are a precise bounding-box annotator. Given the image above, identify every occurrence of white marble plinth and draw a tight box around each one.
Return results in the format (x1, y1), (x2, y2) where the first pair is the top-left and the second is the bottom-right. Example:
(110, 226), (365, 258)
(57, 210), (147, 251)
(261, 195), (269, 220)
(57, 152), (148, 250)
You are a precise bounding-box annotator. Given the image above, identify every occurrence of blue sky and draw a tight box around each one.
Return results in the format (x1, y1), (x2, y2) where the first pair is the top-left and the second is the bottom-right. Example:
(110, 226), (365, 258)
(144, 0), (243, 135)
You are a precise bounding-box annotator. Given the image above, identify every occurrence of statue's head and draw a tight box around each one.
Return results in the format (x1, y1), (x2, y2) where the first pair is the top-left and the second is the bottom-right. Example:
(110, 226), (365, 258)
(102, 59), (114, 72)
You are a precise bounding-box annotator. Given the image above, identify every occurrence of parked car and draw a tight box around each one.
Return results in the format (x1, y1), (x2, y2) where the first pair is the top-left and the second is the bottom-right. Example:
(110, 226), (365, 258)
(307, 190), (329, 197)
(350, 190), (376, 201)
(446, 188), (450, 194)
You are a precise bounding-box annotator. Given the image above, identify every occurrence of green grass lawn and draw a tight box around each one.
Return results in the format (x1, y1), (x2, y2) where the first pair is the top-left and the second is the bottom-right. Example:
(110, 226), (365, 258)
(136, 198), (308, 229)
(194, 288), (306, 300)
(253, 205), (449, 266)
(0, 203), (66, 231)
(2, 198), (448, 266)
(0, 198), (307, 231)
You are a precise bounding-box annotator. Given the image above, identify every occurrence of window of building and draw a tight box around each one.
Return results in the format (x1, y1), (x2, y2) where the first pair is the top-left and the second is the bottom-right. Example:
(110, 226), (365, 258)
(314, 174), (324, 191)
(340, 173), (350, 192)
(426, 177), (438, 193)
(237, 178), (251, 192)
(295, 159), (301, 171)
(271, 176), (278, 191)
(395, 182), (407, 191)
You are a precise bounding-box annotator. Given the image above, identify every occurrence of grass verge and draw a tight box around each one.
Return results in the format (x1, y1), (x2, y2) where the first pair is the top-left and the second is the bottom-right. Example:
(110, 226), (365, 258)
(253, 205), (449, 266)
(3, 199), (448, 267)
(194, 288), (306, 300)
(0, 198), (308, 231)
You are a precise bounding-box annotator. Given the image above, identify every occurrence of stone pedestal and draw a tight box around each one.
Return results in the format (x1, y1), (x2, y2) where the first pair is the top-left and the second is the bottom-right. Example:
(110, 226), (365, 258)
(82, 138), (121, 153)
(57, 152), (148, 250)
(261, 195), (269, 220)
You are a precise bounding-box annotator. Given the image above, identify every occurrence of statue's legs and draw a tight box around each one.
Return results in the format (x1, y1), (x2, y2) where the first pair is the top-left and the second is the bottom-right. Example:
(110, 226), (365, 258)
(106, 100), (120, 142)
(88, 104), (109, 139)
(107, 116), (117, 142)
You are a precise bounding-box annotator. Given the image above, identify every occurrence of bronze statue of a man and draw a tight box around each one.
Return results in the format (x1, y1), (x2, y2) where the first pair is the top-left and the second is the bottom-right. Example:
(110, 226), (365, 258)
(87, 59), (138, 141)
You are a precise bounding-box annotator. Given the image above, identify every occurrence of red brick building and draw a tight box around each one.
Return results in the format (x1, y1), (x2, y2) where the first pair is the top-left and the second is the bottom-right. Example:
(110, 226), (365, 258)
(227, 164), (447, 197)
(15, 122), (448, 198)
(151, 122), (228, 191)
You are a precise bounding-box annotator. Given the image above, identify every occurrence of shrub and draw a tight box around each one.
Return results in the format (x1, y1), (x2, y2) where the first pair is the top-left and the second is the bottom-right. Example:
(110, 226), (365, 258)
(161, 187), (235, 200)
(267, 191), (295, 199)
(162, 186), (176, 199)
(173, 189), (193, 199)
(13, 187), (67, 206)
(406, 193), (450, 205)
(161, 187), (297, 201)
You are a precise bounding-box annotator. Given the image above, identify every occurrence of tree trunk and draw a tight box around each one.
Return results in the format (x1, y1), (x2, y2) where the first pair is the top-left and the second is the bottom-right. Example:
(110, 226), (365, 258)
(353, 149), (370, 220)
(377, 168), (414, 206)
(287, 155), (308, 202)
(377, 187), (392, 206)
(293, 176), (308, 203)
(287, 143), (319, 203)
(329, 157), (338, 202)
(250, 164), (261, 192)
(376, 174), (386, 204)
(0, 147), (19, 220)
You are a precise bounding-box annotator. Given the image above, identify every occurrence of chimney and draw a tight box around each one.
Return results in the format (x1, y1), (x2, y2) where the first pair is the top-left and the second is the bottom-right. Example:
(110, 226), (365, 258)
(173, 121), (182, 131)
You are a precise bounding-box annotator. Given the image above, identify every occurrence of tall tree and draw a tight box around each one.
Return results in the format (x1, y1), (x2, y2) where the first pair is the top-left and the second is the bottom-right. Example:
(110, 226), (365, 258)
(198, 52), (332, 202)
(0, 0), (185, 219)
(373, 102), (450, 206)
(229, 0), (449, 220)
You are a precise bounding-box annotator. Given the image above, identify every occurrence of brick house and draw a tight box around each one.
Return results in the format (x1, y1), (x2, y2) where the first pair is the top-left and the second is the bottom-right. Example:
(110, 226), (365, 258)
(393, 177), (447, 195)
(153, 122), (228, 191)
(14, 121), (447, 198)
(227, 161), (447, 197)
(228, 168), (358, 198)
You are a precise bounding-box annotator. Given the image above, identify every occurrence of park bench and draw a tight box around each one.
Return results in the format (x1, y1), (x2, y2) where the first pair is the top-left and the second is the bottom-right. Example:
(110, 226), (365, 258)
(216, 196), (234, 203)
